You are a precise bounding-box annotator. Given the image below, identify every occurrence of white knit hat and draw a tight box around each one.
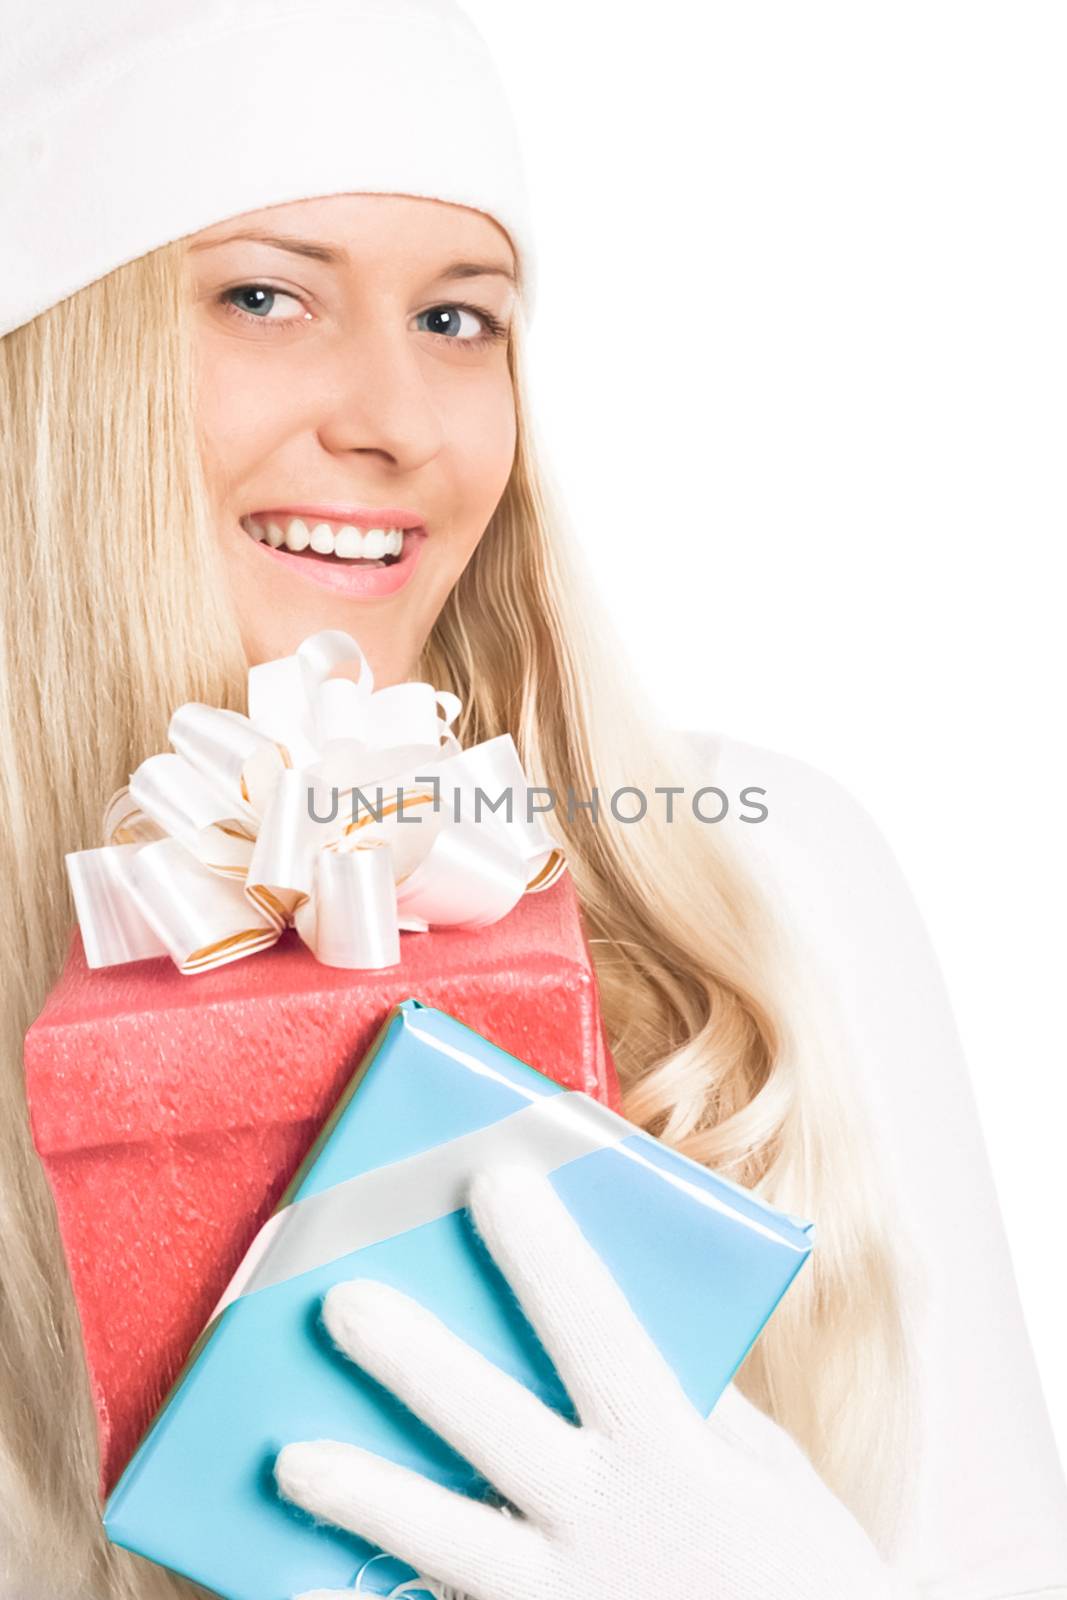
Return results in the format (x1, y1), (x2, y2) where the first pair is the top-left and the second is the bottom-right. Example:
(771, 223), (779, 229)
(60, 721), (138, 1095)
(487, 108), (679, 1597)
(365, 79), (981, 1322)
(0, 0), (536, 338)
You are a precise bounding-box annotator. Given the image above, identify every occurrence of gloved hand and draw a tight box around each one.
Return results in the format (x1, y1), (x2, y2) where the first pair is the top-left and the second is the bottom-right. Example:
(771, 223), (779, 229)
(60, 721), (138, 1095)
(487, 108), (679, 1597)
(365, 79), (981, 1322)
(275, 1167), (916, 1600)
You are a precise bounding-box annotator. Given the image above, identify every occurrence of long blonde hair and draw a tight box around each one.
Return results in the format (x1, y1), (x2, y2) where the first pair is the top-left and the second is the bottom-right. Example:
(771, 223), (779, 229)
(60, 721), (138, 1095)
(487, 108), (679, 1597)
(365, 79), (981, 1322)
(0, 239), (915, 1599)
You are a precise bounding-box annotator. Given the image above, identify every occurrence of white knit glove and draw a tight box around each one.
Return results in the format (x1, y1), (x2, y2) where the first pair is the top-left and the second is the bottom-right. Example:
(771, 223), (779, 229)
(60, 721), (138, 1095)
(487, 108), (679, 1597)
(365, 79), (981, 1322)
(275, 1167), (916, 1600)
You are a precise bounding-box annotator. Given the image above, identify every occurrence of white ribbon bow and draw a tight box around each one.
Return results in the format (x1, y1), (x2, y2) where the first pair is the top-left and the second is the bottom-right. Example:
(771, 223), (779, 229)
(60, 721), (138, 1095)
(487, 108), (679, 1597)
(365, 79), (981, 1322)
(66, 631), (565, 974)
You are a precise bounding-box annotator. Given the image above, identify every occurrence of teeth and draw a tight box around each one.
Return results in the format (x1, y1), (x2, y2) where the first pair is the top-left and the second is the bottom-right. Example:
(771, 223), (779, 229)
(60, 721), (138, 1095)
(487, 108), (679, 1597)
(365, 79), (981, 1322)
(335, 525), (365, 559)
(241, 515), (412, 560)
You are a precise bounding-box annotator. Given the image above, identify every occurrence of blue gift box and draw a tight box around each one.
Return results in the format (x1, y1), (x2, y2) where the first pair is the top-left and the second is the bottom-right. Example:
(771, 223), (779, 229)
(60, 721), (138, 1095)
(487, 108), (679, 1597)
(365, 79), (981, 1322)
(104, 998), (815, 1599)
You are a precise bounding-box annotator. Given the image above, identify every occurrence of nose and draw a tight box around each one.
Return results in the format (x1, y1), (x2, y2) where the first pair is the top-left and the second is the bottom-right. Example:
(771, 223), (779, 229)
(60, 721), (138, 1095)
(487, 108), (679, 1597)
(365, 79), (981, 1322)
(314, 319), (446, 471)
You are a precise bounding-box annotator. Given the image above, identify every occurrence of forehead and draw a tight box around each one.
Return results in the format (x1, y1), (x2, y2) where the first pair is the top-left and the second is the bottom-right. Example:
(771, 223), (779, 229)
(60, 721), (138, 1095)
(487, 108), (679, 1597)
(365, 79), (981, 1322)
(188, 192), (516, 267)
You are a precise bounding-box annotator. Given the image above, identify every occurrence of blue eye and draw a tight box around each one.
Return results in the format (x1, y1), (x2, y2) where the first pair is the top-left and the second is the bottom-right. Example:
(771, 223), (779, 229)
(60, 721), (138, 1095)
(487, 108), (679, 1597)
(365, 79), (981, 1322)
(416, 303), (507, 346)
(221, 284), (306, 323)
(233, 286), (272, 316)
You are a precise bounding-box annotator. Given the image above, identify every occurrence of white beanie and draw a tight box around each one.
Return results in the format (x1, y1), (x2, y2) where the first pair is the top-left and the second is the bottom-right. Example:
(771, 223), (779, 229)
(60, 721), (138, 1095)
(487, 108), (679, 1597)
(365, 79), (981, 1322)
(0, 0), (536, 338)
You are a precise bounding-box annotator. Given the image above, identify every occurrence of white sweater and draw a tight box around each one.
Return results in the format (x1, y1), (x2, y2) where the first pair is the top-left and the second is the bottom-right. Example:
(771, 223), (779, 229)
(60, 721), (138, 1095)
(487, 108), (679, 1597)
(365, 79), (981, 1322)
(684, 730), (1067, 1597)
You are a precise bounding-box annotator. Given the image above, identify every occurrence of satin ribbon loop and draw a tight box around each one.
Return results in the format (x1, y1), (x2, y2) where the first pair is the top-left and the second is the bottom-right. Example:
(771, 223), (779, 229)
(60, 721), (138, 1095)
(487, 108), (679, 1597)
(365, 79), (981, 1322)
(167, 703), (289, 814)
(66, 630), (567, 974)
(126, 753), (257, 875)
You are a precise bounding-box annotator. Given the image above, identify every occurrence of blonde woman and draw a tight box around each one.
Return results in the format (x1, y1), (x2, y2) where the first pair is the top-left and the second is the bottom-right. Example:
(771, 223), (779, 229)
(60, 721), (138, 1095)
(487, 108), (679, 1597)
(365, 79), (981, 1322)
(1, 2), (1064, 1597)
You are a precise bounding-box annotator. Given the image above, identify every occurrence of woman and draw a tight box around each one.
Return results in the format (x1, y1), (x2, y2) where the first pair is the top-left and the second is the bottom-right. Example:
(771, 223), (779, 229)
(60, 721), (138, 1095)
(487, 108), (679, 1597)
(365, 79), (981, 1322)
(1, 1), (1064, 1597)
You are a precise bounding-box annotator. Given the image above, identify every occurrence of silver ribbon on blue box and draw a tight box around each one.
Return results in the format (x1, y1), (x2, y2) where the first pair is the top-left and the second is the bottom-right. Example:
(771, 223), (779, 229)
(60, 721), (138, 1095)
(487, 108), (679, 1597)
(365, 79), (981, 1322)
(104, 1000), (815, 1600)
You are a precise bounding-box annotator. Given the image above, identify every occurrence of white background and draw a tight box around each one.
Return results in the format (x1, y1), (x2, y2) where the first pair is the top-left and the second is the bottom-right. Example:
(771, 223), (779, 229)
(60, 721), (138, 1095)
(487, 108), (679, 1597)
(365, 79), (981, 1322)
(466, 1), (1067, 1458)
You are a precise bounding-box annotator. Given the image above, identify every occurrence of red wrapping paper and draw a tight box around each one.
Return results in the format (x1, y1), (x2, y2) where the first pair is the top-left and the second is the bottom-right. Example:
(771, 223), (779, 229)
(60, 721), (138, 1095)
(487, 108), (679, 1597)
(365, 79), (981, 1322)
(24, 874), (618, 1494)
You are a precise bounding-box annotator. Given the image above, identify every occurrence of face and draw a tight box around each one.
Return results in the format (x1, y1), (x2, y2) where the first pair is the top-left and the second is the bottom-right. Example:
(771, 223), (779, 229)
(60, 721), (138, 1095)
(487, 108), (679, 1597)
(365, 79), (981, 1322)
(188, 193), (519, 686)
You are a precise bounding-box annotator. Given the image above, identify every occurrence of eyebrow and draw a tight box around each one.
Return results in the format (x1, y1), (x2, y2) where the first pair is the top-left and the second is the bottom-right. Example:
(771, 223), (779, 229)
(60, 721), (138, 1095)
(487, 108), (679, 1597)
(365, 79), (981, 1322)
(189, 231), (516, 285)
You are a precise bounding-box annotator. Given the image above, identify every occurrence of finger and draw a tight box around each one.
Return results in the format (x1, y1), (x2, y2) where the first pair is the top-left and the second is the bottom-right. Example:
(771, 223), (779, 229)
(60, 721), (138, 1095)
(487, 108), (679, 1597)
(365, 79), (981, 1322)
(467, 1165), (683, 1434)
(320, 1278), (578, 1519)
(275, 1438), (537, 1600)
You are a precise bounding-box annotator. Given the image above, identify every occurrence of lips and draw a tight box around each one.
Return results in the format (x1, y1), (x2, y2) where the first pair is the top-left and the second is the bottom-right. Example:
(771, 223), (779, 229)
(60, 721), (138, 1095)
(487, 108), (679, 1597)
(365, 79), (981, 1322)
(239, 511), (428, 599)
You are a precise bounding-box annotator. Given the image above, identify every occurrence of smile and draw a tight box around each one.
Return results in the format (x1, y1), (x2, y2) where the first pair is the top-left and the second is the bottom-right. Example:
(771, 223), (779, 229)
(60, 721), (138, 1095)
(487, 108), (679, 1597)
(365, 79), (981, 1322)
(239, 510), (427, 599)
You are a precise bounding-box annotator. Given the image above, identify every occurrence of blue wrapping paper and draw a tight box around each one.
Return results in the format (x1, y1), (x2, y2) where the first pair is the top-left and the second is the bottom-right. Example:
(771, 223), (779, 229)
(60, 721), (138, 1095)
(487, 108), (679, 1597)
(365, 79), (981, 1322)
(104, 998), (814, 1599)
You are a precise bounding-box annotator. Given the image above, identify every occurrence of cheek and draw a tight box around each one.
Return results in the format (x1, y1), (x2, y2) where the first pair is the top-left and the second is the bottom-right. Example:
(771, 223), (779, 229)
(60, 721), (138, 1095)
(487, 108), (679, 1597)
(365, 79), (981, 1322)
(448, 371), (517, 520)
(194, 341), (299, 500)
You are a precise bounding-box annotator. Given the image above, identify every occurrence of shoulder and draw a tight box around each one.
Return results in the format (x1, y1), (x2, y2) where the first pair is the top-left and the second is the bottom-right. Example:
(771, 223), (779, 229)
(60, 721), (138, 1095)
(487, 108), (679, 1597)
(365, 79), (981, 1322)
(678, 728), (932, 949)
(681, 727), (896, 846)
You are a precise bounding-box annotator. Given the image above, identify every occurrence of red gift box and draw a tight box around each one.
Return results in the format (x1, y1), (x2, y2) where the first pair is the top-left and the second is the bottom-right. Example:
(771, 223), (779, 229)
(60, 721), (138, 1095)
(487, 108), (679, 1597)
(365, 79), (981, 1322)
(24, 874), (618, 1494)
